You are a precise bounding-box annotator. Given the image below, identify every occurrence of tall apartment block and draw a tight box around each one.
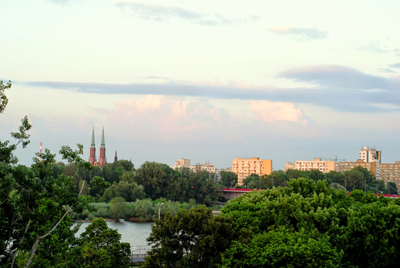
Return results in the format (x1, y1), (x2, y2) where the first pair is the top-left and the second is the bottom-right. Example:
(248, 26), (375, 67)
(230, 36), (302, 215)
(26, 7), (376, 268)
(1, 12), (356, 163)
(359, 146), (381, 163)
(378, 162), (400, 190)
(232, 157), (272, 185)
(293, 158), (336, 173)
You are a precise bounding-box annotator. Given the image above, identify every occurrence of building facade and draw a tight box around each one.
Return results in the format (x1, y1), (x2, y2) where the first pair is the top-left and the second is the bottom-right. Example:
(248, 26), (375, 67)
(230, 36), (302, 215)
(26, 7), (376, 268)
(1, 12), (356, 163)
(284, 162), (295, 172)
(335, 160), (378, 177)
(293, 158), (336, 173)
(359, 146), (381, 163)
(172, 158), (216, 173)
(377, 162), (400, 190)
(232, 157), (272, 185)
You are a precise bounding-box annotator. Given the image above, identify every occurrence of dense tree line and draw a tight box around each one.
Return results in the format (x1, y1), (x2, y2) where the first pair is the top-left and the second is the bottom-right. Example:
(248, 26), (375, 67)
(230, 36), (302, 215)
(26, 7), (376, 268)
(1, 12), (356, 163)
(241, 168), (398, 194)
(145, 178), (400, 267)
(50, 161), (224, 206)
(75, 198), (198, 221)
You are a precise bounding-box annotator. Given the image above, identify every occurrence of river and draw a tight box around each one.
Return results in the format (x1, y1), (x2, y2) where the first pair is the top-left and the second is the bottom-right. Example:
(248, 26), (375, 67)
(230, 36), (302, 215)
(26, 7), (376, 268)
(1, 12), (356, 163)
(74, 220), (153, 249)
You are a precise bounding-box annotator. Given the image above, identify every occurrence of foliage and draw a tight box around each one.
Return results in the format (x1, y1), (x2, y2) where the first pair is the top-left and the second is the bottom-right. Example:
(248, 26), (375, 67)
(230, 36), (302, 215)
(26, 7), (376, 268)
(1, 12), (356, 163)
(222, 177), (400, 268)
(0, 80), (12, 113)
(144, 206), (250, 268)
(134, 162), (220, 205)
(109, 197), (128, 220)
(0, 144), (108, 268)
(0, 115), (32, 164)
(220, 171), (238, 188)
(220, 228), (343, 268)
(79, 218), (131, 268)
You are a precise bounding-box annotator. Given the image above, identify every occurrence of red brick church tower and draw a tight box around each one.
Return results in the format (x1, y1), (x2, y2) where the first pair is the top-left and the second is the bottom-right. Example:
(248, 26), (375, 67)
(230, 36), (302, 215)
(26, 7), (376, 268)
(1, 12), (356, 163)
(98, 127), (107, 166)
(89, 127), (97, 166)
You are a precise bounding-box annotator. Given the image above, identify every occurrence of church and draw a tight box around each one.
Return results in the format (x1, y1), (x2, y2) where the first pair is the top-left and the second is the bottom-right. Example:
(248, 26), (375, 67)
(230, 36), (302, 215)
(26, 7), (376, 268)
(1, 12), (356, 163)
(89, 127), (108, 166)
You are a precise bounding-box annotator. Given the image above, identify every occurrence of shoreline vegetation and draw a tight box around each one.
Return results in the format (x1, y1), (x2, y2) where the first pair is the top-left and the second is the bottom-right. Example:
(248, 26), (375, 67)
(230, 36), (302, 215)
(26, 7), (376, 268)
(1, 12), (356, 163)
(71, 198), (224, 223)
(73, 210), (223, 223)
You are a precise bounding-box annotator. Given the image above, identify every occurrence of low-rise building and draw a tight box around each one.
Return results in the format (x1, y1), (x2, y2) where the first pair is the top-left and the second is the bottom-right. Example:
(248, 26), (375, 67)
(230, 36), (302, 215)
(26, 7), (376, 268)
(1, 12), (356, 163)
(285, 162), (295, 172)
(232, 157), (272, 185)
(172, 158), (216, 173)
(294, 158), (336, 173)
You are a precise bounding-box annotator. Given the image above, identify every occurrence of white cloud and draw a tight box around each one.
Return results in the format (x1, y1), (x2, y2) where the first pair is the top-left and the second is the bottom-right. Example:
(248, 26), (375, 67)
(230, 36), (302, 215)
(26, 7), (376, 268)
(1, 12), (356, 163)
(266, 26), (328, 40)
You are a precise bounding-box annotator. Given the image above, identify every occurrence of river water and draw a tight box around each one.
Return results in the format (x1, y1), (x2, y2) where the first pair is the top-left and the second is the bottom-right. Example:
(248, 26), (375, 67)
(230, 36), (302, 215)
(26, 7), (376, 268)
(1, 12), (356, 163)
(74, 220), (153, 249)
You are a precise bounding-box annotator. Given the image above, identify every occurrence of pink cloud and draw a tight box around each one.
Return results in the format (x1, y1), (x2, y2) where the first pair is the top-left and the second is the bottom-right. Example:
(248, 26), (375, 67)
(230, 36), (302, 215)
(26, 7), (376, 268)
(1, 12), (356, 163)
(250, 100), (307, 124)
(102, 95), (235, 143)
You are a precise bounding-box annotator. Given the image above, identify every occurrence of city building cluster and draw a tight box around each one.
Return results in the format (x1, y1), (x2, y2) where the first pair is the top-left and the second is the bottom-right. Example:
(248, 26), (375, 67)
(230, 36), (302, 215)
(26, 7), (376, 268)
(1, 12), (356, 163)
(86, 128), (399, 189)
(285, 147), (400, 190)
(172, 147), (400, 189)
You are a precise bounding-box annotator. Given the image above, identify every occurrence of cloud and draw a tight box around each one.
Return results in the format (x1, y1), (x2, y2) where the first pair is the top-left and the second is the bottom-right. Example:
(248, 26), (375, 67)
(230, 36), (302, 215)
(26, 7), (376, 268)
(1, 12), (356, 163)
(25, 65), (400, 113)
(353, 41), (399, 54)
(250, 100), (307, 124)
(389, 63), (400, 68)
(115, 2), (257, 26)
(380, 68), (396, 73)
(265, 26), (328, 40)
(278, 65), (395, 89)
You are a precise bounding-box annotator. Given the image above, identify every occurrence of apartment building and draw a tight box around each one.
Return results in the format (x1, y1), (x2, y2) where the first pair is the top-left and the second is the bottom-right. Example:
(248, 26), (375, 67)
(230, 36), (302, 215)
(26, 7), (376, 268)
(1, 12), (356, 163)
(378, 162), (400, 190)
(232, 157), (272, 185)
(172, 158), (216, 173)
(359, 146), (381, 163)
(284, 162), (295, 172)
(294, 158), (336, 173)
(335, 160), (378, 176)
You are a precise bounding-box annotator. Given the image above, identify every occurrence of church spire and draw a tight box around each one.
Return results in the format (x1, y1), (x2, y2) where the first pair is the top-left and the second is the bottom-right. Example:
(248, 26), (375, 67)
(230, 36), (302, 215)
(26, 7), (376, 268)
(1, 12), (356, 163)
(101, 126), (105, 148)
(89, 127), (97, 166)
(91, 127), (95, 148)
(98, 126), (107, 166)
(114, 148), (118, 162)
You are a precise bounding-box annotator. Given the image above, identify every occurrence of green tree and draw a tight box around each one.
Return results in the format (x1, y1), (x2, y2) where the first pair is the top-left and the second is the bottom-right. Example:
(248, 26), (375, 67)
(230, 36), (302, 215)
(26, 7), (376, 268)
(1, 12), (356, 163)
(326, 170), (345, 185)
(0, 80), (12, 113)
(388, 181), (399, 194)
(109, 197), (128, 220)
(242, 174), (260, 189)
(220, 171), (238, 188)
(144, 206), (250, 268)
(0, 145), (108, 268)
(79, 218), (131, 268)
(309, 169), (326, 182)
(0, 80), (31, 164)
(266, 171), (288, 188)
(344, 168), (364, 191)
(286, 169), (309, 179)
(220, 228), (343, 268)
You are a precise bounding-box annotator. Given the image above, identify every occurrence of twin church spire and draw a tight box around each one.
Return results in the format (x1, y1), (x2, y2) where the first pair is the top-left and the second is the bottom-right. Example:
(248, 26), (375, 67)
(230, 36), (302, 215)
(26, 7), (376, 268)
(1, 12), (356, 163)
(89, 127), (107, 166)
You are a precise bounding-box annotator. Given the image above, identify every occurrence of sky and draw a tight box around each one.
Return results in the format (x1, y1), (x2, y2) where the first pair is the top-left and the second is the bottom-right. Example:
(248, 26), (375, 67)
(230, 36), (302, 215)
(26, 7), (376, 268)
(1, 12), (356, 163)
(1, 0), (400, 170)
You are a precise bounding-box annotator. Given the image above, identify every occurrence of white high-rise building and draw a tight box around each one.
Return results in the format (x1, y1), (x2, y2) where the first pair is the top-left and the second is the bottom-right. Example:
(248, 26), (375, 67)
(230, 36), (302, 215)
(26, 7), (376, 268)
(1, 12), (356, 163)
(359, 147), (381, 163)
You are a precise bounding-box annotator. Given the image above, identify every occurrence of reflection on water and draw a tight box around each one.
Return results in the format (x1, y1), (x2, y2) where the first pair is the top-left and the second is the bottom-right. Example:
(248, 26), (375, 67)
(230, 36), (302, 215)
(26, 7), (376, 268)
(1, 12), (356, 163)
(74, 220), (153, 247)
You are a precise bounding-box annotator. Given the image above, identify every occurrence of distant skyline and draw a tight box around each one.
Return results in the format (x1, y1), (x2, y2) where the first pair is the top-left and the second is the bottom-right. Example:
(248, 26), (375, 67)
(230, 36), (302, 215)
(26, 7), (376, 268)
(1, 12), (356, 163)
(1, 0), (400, 169)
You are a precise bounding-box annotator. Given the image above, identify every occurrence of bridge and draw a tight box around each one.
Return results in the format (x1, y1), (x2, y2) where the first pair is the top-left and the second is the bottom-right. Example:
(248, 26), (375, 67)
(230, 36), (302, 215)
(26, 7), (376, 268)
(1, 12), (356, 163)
(130, 245), (149, 263)
(222, 188), (258, 199)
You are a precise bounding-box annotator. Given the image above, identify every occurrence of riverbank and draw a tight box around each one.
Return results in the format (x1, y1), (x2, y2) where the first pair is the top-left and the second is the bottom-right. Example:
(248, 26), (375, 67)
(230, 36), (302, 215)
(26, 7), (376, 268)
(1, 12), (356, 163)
(73, 218), (120, 223)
